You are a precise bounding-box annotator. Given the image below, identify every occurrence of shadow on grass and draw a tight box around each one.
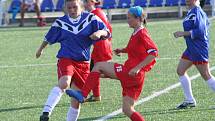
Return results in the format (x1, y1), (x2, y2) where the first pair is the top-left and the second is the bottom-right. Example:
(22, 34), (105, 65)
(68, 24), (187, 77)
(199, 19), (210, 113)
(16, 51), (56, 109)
(141, 107), (215, 116)
(0, 103), (69, 113)
(79, 115), (126, 121)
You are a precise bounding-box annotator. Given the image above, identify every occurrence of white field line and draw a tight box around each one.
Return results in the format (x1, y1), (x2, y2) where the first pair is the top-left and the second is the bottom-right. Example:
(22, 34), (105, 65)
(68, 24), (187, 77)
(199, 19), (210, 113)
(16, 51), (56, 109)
(0, 63), (56, 68)
(0, 57), (178, 69)
(95, 66), (215, 121)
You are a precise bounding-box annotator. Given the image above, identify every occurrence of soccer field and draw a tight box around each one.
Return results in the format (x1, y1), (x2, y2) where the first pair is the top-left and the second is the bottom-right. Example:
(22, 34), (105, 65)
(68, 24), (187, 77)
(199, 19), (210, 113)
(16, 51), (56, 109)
(0, 19), (215, 121)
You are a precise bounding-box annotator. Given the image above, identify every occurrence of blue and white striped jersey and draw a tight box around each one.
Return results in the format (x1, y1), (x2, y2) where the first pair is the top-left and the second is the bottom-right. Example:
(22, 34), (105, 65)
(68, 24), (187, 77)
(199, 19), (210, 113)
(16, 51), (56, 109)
(183, 6), (210, 62)
(45, 12), (110, 61)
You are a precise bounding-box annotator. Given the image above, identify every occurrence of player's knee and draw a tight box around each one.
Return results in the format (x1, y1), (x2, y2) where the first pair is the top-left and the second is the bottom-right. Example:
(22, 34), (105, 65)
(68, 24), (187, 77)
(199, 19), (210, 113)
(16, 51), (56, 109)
(200, 71), (211, 80)
(58, 76), (71, 89)
(71, 99), (80, 109)
(176, 68), (185, 76)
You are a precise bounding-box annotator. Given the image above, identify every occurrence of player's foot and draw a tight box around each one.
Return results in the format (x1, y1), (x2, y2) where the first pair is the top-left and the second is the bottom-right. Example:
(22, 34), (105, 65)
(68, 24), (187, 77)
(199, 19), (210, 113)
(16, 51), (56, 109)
(40, 112), (49, 121)
(37, 21), (47, 27)
(66, 89), (85, 103)
(85, 95), (101, 102)
(176, 101), (196, 109)
(19, 22), (24, 27)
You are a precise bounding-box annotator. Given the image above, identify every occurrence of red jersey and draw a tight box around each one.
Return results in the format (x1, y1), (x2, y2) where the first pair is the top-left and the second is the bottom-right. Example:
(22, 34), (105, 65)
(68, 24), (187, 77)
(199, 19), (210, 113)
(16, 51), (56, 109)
(91, 8), (112, 35)
(124, 27), (158, 72)
(91, 8), (113, 63)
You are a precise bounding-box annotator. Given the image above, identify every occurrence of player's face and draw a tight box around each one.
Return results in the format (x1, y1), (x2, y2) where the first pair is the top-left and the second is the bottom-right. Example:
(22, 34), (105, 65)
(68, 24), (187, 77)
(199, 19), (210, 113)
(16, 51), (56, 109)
(83, 0), (93, 11)
(186, 0), (196, 8)
(66, 1), (82, 18)
(127, 13), (139, 28)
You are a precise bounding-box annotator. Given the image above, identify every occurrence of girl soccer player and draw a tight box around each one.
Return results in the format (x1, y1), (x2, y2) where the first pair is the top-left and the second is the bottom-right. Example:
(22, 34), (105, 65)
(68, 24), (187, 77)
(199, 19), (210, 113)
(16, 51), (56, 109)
(66, 6), (158, 121)
(36, 0), (110, 120)
(174, 0), (215, 109)
(83, 0), (113, 102)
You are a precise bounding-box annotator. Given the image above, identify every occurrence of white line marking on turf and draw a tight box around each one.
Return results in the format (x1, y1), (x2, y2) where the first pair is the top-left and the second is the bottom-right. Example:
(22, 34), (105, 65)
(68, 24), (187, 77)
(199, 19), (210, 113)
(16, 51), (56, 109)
(95, 66), (215, 121)
(0, 63), (56, 68)
(0, 57), (178, 69)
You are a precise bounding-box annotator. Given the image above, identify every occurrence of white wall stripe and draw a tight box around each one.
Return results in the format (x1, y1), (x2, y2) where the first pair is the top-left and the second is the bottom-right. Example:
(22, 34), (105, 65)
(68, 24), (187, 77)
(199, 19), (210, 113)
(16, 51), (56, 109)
(95, 66), (215, 121)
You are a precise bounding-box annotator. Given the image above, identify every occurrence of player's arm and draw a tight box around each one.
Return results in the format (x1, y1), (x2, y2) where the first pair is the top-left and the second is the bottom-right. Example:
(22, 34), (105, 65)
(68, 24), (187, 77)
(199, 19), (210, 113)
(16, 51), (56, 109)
(129, 55), (156, 77)
(89, 30), (109, 40)
(113, 48), (127, 56)
(36, 41), (48, 58)
(90, 15), (111, 40)
(173, 31), (191, 38)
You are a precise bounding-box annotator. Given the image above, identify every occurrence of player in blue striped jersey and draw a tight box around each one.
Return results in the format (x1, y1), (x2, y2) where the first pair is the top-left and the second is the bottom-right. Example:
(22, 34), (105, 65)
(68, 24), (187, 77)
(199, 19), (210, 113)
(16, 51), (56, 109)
(36, 0), (110, 120)
(174, 0), (215, 109)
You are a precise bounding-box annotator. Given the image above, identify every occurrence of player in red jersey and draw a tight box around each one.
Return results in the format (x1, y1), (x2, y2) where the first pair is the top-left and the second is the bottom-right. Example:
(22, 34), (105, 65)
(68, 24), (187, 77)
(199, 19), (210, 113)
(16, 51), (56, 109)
(66, 6), (158, 121)
(83, 0), (113, 102)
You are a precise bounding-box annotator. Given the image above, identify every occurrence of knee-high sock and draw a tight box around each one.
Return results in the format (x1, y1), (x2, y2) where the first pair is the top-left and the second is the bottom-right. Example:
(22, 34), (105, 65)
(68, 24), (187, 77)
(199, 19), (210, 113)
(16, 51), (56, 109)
(179, 75), (195, 102)
(66, 107), (80, 121)
(92, 80), (100, 97)
(130, 112), (145, 121)
(42, 86), (63, 113)
(82, 72), (100, 98)
(207, 76), (215, 91)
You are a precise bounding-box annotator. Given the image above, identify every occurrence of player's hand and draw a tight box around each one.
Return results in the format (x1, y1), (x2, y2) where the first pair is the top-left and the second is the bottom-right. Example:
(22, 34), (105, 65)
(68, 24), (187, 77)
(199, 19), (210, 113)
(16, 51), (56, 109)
(90, 31), (102, 40)
(128, 67), (140, 77)
(114, 48), (122, 56)
(173, 31), (184, 38)
(36, 49), (43, 58)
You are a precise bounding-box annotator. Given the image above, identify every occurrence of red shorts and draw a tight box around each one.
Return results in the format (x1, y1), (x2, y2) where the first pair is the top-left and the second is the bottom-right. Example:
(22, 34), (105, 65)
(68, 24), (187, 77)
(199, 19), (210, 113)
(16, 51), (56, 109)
(57, 58), (90, 89)
(114, 63), (145, 100)
(91, 40), (112, 63)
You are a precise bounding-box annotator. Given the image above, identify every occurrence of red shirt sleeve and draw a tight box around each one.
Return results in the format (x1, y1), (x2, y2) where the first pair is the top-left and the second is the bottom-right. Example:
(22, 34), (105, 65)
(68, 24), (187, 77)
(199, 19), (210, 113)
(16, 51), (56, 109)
(139, 29), (158, 57)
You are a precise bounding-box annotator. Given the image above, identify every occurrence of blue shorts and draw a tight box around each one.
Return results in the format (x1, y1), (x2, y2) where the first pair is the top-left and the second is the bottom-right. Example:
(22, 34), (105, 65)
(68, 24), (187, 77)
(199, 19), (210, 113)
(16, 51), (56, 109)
(182, 49), (208, 65)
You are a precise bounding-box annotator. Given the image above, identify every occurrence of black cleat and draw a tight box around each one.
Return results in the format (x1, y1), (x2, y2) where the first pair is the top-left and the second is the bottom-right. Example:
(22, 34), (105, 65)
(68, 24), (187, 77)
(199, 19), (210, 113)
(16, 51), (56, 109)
(40, 112), (49, 121)
(176, 101), (196, 109)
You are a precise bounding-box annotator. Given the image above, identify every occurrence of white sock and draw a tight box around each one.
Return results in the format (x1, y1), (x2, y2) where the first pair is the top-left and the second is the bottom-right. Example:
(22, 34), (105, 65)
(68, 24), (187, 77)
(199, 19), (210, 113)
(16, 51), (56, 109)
(179, 75), (195, 102)
(42, 86), (63, 113)
(66, 107), (80, 121)
(207, 77), (215, 91)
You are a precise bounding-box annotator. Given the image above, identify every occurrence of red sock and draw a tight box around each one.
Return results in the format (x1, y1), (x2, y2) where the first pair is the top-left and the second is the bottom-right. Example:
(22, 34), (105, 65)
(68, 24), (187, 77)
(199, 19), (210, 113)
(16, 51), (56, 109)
(92, 81), (100, 97)
(82, 72), (100, 98)
(130, 112), (145, 121)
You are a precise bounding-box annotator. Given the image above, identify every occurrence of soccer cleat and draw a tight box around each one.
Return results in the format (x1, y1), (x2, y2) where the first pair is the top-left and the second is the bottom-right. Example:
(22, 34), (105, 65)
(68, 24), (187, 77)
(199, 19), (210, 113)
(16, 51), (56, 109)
(85, 95), (101, 102)
(176, 101), (196, 109)
(66, 90), (85, 103)
(40, 112), (49, 121)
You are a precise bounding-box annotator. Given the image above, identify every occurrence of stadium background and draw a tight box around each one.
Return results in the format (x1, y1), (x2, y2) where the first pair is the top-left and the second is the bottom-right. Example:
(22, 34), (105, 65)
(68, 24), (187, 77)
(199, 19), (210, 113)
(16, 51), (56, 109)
(0, 0), (215, 121)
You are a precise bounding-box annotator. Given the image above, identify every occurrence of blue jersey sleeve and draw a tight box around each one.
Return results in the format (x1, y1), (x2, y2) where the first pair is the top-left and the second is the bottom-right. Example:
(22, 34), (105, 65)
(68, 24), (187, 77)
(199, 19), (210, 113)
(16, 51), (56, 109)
(91, 15), (111, 41)
(44, 20), (62, 45)
(185, 7), (209, 40)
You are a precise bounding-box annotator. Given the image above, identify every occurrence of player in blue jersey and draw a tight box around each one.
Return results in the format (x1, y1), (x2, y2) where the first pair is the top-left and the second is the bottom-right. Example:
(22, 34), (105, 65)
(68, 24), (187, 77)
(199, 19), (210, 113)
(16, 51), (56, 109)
(36, 0), (110, 120)
(174, 0), (215, 109)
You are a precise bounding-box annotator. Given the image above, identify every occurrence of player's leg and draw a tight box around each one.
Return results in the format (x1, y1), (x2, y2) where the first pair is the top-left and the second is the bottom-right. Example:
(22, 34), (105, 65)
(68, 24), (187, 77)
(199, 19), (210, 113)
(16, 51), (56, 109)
(195, 63), (215, 91)
(19, 3), (27, 27)
(40, 76), (72, 121)
(34, 0), (46, 26)
(40, 58), (75, 121)
(66, 62), (118, 103)
(122, 96), (144, 121)
(176, 58), (196, 109)
(86, 60), (101, 102)
(66, 82), (81, 121)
